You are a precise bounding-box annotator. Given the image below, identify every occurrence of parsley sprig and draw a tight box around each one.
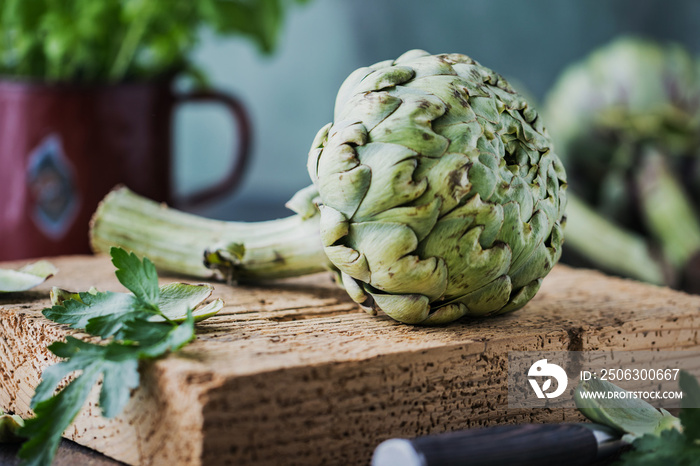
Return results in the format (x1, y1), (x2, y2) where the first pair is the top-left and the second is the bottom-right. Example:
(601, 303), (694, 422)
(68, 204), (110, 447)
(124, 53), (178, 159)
(16, 247), (222, 466)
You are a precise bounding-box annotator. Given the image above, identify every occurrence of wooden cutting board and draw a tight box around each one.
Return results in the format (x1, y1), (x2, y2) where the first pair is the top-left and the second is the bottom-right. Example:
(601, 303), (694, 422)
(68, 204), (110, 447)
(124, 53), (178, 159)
(1, 255), (699, 465)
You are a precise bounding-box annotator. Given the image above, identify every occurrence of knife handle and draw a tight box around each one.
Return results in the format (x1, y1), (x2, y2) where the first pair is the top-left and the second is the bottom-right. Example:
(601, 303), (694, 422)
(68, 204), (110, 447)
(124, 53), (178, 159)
(372, 423), (600, 466)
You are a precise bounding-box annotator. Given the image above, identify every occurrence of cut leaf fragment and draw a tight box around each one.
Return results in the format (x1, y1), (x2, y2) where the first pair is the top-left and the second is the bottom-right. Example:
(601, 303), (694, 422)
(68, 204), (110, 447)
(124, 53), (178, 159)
(0, 261), (57, 293)
(0, 410), (24, 443)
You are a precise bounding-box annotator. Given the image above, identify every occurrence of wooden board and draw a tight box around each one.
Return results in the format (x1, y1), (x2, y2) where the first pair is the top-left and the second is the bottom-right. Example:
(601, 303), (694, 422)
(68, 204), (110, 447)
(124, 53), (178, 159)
(1, 255), (699, 465)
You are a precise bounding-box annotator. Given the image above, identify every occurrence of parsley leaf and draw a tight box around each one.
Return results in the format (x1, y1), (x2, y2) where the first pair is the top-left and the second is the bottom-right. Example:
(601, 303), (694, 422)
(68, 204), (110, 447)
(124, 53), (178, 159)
(43, 291), (146, 338)
(18, 337), (140, 466)
(120, 311), (196, 358)
(619, 428), (700, 465)
(44, 279), (221, 339)
(16, 248), (220, 466)
(111, 247), (160, 311)
(680, 370), (700, 442)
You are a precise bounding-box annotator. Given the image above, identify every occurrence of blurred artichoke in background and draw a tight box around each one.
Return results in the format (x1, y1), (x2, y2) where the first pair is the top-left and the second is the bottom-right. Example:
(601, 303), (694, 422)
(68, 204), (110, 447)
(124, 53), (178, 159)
(92, 50), (567, 324)
(543, 37), (700, 292)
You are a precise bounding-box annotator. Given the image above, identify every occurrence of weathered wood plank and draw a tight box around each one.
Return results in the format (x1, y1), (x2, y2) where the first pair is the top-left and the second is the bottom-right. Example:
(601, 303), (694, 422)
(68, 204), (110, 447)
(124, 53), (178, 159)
(1, 255), (699, 465)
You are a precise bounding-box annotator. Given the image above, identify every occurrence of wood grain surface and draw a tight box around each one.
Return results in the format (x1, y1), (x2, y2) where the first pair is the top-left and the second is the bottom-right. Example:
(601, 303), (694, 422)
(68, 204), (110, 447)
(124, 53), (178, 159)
(1, 255), (699, 465)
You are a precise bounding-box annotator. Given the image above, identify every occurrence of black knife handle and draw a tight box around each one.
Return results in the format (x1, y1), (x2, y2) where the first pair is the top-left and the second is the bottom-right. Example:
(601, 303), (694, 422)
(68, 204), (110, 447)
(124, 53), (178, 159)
(373, 423), (600, 466)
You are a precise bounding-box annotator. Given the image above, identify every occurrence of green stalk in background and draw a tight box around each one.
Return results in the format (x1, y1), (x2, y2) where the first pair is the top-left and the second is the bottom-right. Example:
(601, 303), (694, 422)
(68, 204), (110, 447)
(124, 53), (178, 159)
(636, 148), (700, 270)
(564, 195), (666, 285)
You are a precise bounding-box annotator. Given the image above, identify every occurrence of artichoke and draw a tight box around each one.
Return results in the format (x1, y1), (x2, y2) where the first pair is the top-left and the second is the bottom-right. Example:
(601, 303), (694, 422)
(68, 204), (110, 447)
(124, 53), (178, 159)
(91, 50), (567, 324)
(543, 37), (700, 291)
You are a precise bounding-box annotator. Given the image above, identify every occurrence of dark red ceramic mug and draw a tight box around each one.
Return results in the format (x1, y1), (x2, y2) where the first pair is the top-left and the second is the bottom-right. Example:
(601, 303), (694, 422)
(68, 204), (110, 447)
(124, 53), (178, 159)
(0, 80), (251, 260)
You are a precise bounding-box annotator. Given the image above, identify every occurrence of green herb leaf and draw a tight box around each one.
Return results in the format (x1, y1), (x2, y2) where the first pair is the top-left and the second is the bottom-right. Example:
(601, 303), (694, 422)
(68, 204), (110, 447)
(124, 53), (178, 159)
(29, 337), (140, 413)
(17, 339), (119, 466)
(124, 310), (196, 358)
(617, 428), (700, 465)
(111, 247), (160, 310)
(43, 291), (144, 338)
(0, 261), (57, 293)
(16, 247), (221, 466)
(679, 370), (700, 442)
(45, 283), (222, 338)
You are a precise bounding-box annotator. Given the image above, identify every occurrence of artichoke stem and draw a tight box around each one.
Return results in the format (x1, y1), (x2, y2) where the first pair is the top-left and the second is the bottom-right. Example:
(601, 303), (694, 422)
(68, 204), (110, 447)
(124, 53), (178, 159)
(565, 194), (666, 285)
(90, 187), (329, 281)
(636, 147), (700, 270)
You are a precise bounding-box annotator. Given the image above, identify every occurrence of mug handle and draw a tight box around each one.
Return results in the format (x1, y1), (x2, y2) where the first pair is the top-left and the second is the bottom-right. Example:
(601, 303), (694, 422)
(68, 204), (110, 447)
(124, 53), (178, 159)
(173, 90), (252, 209)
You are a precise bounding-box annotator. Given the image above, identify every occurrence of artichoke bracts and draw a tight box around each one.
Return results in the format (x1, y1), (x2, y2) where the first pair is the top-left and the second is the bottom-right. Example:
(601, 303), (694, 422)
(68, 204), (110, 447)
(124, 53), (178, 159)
(91, 50), (567, 324)
(543, 37), (700, 290)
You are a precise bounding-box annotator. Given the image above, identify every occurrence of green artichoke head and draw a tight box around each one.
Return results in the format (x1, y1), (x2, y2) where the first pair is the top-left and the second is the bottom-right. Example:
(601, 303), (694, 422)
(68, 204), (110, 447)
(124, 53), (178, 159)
(307, 50), (567, 324)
